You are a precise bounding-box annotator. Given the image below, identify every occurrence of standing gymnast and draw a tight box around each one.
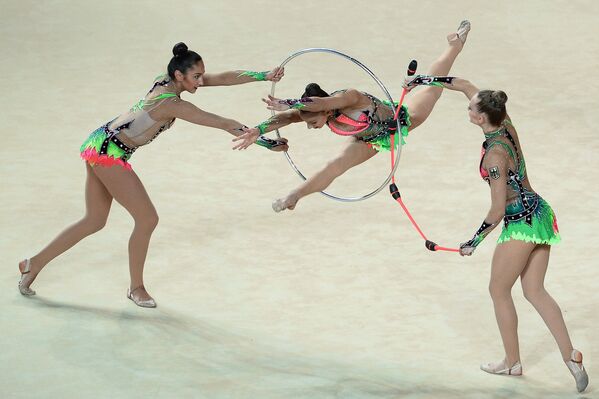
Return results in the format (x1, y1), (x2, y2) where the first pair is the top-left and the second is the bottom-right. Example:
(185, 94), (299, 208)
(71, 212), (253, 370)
(404, 75), (588, 392)
(232, 21), (470, 212)
(18, 42), (288, 308)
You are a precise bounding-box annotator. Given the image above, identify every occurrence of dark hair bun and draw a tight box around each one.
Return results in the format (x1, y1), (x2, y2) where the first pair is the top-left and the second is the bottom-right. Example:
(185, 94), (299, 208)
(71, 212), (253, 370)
(305, 83), (321, 93)
(172, 42), (189, 57)
(302, 83), (329, 98)
(491, 90), (508, 107)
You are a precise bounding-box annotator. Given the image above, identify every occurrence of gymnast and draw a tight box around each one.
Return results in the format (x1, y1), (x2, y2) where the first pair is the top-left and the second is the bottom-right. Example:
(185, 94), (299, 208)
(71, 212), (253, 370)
(404, 75), (588, 392)
(233, 21), (470, 212)
(18, 42), (287, 308)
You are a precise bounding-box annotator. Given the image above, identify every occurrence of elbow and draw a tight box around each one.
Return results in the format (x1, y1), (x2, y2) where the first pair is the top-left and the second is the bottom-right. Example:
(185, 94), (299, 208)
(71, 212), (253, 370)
(489, 209), (505, 224)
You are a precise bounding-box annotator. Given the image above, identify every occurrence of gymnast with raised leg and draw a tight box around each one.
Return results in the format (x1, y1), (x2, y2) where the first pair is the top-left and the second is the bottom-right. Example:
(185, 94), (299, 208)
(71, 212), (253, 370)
(404, 75), (588, 392)
(232, 21), (470, 211)
(18, 42), (288, 308)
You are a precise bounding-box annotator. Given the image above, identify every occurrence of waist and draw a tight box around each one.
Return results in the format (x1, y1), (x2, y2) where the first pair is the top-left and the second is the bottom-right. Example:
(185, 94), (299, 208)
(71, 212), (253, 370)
(113, 132), (137, 149)
(505, 192), (540, 213)
(360, 111), (409, 142)
(100, 123), (136, 153)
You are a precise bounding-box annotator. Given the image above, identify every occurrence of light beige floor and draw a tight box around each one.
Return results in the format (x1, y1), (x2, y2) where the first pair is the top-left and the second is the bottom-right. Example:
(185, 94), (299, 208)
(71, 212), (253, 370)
(1, 1), (598, 398)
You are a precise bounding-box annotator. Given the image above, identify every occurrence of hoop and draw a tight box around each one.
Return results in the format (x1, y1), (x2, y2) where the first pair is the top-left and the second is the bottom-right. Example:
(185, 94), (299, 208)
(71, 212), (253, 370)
(271, 48), (404, 202)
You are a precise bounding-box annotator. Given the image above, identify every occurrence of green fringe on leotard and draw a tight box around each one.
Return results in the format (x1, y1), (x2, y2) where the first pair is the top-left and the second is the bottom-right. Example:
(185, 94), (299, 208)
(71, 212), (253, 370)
(80, 127), (129, 159)
(497, 196), (561, 245)
(366, 103), (411, 152)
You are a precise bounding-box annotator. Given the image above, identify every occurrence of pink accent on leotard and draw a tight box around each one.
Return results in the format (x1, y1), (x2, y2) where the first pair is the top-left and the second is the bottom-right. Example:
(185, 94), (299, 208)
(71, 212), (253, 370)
(80, 148), (133, 171)
(328, 113), (370, 136)
(479, 147), (489, 179)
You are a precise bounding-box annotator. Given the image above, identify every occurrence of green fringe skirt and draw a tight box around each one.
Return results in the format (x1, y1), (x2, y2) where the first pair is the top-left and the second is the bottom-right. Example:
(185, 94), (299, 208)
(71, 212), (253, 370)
(498, 194), (561, 245)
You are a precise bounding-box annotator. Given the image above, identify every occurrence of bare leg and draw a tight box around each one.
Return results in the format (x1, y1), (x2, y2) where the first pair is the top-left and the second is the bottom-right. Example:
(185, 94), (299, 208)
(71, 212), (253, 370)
(19, 163), (113, 291)
(404, 22), (470, 130)
(91, 165), (158, 303)
(273, 140), (377, 211)
(520, 245), (574, 361)
(488, 240), (536, 366)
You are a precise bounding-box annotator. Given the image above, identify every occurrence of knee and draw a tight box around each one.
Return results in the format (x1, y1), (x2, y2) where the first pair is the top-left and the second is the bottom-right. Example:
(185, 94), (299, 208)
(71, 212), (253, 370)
(135, 211), (159, 232)
(82, 216), (108, 235)
(488, 281), (512, 301)
(522, 285), (546, 303)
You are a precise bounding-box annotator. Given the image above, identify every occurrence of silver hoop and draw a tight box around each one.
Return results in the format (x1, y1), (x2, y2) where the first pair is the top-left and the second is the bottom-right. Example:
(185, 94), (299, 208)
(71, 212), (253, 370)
(271, 48), (403, 202)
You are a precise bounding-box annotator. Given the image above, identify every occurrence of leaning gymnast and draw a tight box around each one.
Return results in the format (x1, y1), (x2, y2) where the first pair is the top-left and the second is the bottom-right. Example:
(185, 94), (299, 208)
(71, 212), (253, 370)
(404, 75), (588, 392)
(18, 42), (288, 308)
(233, 21), (470, 212)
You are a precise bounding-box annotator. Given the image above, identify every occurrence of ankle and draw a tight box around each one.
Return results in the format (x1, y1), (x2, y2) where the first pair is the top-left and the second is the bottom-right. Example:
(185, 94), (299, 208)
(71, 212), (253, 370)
(566, 349), (582, 363)
(447, 41), (463, 53)
(28, 256), (46, 273)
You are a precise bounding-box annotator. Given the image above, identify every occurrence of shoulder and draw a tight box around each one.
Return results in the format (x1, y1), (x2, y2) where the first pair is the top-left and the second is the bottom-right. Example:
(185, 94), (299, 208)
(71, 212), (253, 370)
(330, 88), (361, 98)
(147, 74), (172, 93)
(152, 73), (170, 84)
(338, 88), (369, 108)
(343, 88), (362, 98)
(484, 144), (509, 166)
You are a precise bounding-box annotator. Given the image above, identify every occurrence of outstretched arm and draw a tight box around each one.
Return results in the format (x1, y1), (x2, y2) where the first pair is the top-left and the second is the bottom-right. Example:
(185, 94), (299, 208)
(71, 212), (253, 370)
(263, 89), (364, 112)
(441, 77), (479, 100)
(163, 100), (289, 152)
(231, 110), (301, 150)
(256, 110), (303, 134)
(202, 66), (284, 86)
(167, 100), (252, 135)
(459, 149), (508, 256)
(405, 76), (479, 100)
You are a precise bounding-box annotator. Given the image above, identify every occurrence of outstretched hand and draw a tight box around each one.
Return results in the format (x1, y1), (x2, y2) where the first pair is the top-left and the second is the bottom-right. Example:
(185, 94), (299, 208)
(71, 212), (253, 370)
(459, 243), (476, 256)
(262, 94), (289, 111)
(265, 67), (285, 82)
(402, 75), (425, 92)
(232, 127), (260, 150)
(266, 137), (289, 152)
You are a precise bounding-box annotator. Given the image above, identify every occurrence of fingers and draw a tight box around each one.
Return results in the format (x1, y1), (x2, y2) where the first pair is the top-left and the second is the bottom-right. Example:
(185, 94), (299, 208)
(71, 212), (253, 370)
(233, 140), (251, 150)
(459, 247), (474, 256)
(231, 132), (256, 150)
(267, 67), (285, 82)
(271, 145), (289, 152)
(262, 95), (278, 106)
(273, 68), (285, 81)
(231, 135), (249, 149)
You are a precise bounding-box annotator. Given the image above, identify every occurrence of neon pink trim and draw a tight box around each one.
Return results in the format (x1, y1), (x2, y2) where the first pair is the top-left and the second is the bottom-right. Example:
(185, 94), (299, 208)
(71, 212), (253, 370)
(328, 113), (369, 136)
(80, 148), (133, 171)
(479, 147), (489, 178)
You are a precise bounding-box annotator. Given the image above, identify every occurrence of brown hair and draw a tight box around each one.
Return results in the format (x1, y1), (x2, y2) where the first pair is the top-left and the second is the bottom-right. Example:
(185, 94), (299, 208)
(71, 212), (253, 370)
(476, 90), (508, 126)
